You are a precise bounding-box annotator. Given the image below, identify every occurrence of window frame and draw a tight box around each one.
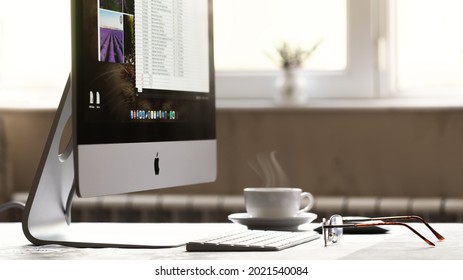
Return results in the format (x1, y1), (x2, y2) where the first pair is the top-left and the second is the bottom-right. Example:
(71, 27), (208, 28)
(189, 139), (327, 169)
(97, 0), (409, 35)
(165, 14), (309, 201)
(215, 0), (379, 100)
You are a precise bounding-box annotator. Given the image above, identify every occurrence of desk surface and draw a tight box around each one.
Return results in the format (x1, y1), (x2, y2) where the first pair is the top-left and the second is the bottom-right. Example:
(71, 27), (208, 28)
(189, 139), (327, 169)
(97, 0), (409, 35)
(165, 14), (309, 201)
(0, 222), (461, 260)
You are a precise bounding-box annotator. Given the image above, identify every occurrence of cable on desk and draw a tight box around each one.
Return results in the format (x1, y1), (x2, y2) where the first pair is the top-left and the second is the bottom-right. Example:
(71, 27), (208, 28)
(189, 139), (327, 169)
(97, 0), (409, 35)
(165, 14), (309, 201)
(0, 201), (26, 213)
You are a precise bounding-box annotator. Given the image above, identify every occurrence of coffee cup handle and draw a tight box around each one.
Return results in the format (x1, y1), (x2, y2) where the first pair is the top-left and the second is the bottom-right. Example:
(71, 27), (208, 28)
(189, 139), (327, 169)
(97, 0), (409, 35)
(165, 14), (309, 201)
(298, 192), (314, 214)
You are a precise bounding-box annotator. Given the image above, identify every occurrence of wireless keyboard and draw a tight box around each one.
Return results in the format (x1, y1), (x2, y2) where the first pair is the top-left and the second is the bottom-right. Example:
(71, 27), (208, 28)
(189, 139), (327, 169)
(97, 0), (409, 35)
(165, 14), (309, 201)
(186, 229), (320, 251)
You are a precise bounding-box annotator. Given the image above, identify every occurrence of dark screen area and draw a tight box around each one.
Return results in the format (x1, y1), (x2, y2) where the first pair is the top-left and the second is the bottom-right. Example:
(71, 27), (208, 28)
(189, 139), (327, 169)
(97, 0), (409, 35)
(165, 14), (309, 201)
(71, 0), (215, 145)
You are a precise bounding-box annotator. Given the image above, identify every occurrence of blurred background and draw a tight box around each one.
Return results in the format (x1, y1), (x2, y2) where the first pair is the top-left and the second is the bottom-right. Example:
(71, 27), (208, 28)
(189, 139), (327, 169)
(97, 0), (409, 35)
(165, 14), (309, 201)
(2, 0), (463, 223)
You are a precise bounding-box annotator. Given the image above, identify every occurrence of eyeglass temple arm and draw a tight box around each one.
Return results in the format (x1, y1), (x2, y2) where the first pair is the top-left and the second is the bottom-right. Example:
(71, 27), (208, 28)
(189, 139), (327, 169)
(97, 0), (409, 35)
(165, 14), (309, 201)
(326, 222), (435, 247)
(344, 215), (445, 241)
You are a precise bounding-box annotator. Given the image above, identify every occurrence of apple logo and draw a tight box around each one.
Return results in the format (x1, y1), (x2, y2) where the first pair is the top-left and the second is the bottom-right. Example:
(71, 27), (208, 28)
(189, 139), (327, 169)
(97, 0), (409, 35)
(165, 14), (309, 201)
(154, 153), (160, 175)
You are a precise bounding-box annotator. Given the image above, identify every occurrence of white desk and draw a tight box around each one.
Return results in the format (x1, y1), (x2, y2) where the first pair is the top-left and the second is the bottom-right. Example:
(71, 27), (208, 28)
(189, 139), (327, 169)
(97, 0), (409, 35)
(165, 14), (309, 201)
(0, 223), (461, 260)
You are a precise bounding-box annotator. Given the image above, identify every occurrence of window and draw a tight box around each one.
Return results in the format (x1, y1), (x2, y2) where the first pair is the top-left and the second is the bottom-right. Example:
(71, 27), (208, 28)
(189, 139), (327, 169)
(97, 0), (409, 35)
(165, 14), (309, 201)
(2, 0), (458, 108)
(213, 0), (377, 99)
(214, 0), (346, 71)
(0, 0), (70, 107)
(214, 0), (463, 100)
(391, 0), (463, 97)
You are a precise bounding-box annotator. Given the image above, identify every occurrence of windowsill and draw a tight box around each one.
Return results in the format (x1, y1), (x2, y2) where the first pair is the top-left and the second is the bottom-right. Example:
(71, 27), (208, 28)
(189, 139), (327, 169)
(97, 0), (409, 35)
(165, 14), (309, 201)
(216, 97), (463, 111)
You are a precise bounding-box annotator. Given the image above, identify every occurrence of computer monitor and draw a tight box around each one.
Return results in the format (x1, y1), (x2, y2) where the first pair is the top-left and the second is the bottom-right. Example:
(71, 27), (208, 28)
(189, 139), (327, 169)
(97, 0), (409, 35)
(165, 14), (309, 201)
(22, 0), (216, 248)
(74, 0), (216, 197)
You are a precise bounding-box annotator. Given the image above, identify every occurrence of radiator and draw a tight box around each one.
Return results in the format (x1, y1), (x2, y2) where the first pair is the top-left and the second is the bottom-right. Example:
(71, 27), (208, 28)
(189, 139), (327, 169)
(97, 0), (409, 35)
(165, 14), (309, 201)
(10, 192), (463, 223)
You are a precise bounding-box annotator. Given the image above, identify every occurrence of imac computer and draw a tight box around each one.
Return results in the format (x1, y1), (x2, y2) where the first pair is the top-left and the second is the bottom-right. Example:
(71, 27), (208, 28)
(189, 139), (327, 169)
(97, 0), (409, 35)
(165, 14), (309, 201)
(22, 0), (216, 248)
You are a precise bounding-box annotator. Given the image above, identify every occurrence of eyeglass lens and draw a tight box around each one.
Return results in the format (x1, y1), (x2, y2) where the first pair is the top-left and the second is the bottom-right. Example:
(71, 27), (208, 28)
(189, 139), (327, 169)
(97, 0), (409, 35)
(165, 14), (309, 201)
(326, 214), (344, 245)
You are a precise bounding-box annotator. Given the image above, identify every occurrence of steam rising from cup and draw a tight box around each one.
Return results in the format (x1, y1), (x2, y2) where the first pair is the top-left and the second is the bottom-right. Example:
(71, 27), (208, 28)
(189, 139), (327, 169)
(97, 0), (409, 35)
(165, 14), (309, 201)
(248, 151), (291, 187)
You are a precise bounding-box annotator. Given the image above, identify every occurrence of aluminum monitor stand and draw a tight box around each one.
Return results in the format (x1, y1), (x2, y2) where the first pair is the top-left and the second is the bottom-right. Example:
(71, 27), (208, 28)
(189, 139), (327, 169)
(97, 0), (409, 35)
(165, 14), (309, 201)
(21, 76), (201, 248)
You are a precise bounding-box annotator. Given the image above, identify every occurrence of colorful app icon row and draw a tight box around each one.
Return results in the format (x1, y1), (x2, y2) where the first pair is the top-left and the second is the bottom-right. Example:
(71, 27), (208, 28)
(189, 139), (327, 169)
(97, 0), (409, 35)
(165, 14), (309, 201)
(130, 110), (176, 120)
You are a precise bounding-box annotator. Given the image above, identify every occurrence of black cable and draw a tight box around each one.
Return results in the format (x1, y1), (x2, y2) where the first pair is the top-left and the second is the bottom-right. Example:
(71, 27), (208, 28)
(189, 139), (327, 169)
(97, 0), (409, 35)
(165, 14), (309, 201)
(0, 201), (26, 213)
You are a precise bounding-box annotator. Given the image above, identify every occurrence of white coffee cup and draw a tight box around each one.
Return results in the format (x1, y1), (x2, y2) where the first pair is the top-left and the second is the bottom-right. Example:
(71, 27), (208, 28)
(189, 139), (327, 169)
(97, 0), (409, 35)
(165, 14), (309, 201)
(244, 187), (314, 219)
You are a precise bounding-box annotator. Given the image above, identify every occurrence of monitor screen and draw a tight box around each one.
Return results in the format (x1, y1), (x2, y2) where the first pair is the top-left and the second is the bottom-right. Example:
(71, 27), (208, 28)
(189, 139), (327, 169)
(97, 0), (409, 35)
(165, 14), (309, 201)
(72, 0), (216, 197)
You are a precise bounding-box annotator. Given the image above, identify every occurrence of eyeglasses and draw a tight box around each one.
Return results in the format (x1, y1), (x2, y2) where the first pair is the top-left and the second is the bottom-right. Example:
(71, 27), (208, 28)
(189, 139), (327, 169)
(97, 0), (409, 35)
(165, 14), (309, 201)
(322, 215), (445, 247)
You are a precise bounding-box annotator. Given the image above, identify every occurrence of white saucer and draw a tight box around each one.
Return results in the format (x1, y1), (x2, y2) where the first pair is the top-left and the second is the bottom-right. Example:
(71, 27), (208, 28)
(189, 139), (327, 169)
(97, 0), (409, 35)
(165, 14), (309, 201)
(228, 212), (317, 231)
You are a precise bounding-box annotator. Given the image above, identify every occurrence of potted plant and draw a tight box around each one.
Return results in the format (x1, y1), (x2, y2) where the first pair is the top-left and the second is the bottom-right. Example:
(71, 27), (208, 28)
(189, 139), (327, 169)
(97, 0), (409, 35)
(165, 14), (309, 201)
(268, 41), (321, 105)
